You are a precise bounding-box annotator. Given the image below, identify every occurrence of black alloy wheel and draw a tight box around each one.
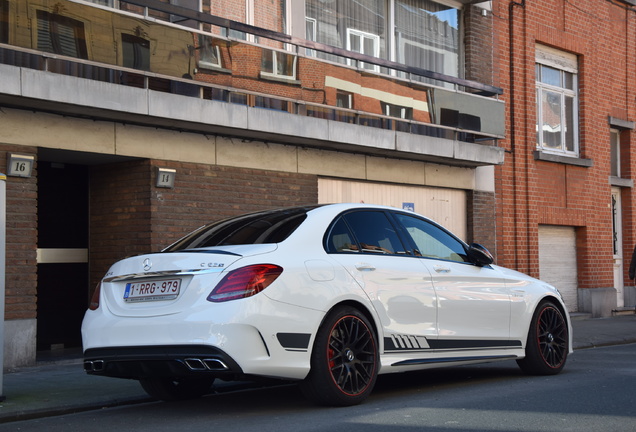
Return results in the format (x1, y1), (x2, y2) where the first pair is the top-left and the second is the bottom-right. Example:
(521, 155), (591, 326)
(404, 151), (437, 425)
(300, 305), (378, 406)
(517, 300), (569, 375)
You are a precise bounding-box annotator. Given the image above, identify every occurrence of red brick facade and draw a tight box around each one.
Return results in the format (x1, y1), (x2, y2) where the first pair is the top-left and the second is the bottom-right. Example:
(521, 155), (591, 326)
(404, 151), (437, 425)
(492, 0), (636, 297)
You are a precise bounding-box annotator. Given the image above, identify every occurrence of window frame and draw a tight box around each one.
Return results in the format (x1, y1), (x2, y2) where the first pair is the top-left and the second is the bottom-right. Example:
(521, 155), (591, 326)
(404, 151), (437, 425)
(610, 128), (621, 178)
(121, 33), (151, 71)
(535, 47), (579, 157)
(197, 35), (223, 70)
(35, 9), (89, 59)
(346, 28), (380, 72)
(324, 210), (409, 256)
(305, 16), (317, 56)
(261, 48), (298, 80)
(391, 211), (470, 264)
(324, 208), (472, 265)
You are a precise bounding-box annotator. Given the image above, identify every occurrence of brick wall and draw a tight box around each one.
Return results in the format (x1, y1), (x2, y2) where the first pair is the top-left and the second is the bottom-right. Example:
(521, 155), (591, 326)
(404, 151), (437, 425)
(0, 145), (38, 321)
(149, 161), (318, 250)
(467, 190), (497, 261)
(89, 159), (318, 286)
(492, 0), (636, 292)
(464, 5), (494, 86)
(89, 160), (154, 288)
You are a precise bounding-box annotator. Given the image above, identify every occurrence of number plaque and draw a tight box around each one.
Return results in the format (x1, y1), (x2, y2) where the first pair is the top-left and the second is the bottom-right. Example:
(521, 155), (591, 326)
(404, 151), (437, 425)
(156, 167), (176, 188)
(7, 154), (35, 178)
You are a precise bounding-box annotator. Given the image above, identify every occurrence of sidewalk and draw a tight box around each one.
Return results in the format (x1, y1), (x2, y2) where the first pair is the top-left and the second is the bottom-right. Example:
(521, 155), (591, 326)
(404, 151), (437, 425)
(0, 315), (634, 423)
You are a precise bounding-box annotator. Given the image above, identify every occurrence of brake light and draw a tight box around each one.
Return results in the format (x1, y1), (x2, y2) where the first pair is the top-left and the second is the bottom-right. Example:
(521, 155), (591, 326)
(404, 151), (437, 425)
(207, 264), (283, 302)
(89, 283), (101, 310)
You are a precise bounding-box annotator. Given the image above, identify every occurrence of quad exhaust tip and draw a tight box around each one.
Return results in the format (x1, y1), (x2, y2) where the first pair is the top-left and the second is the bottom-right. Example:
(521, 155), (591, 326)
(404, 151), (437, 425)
(184, 358), (229, 371)
(83, 357), (229, 372)
(84, 360), (105, 372)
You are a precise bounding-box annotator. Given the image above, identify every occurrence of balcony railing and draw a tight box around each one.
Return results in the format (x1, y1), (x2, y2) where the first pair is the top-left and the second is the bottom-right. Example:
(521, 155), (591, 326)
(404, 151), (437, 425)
(0, 0), (505, 142)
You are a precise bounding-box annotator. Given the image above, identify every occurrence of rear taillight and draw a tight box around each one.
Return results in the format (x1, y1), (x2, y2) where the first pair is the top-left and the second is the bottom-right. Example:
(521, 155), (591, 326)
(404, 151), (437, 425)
(207, 264), (283, 302)
(89, 283), (101, 310)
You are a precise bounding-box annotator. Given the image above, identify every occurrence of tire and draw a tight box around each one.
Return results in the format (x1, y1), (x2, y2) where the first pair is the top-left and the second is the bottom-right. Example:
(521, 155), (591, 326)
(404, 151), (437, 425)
(139, 376), (215, 401)
(517, 300), (569, 375)
(300, 305), (378, 406)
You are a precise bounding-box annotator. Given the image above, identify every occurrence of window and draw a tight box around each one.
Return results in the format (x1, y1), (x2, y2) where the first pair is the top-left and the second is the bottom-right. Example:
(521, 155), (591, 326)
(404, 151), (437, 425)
(381, 102), (413, 120)
(347, 29), (380, 71)
(164, 207), (315, 251)
(122, 34), (150, 70)
(610, 129), (620, 178)
(86, 0), (115, 6)
(305, 0), (460, 79)
(536, 46), (579, 156)
(169, 0), (199, 29)
(261, 49), (297, 79)
(305, 0), (386, 67)
(394, 0), (459, 84)
(326, 211), (406, 255)
(393, 213), (468, 263)
(336, 91), (353, 109)
(198, 35), (222, 69)
(36, 10), (88, 59)
(305, 17), (317, 56)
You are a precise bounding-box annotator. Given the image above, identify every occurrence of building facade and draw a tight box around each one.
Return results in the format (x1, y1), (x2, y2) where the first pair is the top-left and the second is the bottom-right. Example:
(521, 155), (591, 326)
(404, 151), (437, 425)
(492, 0), (636, 317)
(0, 0), (503, 368)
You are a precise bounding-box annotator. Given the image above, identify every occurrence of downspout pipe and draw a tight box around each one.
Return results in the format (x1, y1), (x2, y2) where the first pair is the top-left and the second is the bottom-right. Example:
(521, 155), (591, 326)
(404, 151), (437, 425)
(509, 0), (526, 271)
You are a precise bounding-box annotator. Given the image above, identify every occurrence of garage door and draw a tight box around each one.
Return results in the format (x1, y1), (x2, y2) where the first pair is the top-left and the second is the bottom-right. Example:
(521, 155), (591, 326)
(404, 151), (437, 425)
(318, 178), (467, 240)
(538, 225), (578, 312)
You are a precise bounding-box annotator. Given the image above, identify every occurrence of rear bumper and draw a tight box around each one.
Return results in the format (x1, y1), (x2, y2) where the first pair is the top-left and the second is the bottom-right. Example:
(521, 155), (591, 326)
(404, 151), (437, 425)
(83, 345), (243, 380)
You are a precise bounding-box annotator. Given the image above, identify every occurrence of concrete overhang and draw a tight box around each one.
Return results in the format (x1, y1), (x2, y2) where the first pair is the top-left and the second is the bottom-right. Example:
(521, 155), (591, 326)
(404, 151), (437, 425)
(0, 64), (504, 168)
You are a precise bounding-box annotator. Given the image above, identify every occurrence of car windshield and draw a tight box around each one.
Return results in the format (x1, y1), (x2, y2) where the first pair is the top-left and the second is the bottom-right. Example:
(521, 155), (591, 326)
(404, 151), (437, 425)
(163, 206), (318, 251)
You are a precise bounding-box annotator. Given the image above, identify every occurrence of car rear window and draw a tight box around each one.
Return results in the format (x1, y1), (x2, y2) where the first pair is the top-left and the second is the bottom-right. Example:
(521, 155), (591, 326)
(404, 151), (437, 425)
(163, 207), (316, 251)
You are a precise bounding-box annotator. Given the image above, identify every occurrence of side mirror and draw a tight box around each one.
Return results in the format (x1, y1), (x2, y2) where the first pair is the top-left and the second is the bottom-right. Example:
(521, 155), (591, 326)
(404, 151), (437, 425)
(468, 243), (494, 266)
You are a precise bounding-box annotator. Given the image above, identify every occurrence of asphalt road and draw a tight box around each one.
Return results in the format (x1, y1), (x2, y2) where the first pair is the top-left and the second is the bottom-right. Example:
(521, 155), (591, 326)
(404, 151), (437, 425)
(1, 343), (635, 432)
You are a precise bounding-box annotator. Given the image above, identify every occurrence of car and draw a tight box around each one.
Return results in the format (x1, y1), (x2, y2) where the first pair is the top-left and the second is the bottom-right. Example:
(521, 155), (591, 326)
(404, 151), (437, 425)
(82, 203), (572, 406)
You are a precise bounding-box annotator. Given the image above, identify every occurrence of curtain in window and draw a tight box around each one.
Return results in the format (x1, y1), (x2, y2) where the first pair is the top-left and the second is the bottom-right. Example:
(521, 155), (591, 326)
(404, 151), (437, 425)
(394, 0), (458, 79)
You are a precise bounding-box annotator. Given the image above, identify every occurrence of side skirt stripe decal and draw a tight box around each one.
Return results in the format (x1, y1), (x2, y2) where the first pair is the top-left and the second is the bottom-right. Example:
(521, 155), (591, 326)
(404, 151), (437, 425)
(384, 336), (522, 351)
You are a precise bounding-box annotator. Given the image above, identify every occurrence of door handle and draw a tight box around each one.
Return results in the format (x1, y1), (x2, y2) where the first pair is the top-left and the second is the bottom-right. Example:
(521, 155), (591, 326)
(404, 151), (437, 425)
(355, 263), (376, 271)
(433, 264), (451, 273)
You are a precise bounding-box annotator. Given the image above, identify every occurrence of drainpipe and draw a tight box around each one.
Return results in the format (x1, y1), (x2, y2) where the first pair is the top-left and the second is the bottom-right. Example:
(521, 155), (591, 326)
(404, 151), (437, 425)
(509, 0), (526, 271)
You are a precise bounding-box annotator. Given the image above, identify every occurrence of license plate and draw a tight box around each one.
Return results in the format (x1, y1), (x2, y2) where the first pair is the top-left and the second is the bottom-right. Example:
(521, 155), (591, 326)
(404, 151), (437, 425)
(123, 279), (181, 302)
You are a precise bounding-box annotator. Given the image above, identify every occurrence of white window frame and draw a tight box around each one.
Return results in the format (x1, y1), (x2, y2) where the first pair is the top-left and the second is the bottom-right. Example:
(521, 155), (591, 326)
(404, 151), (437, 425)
(198, 45), (222, 69)
(535, 46), (579, 157)
(305, 17), (317, 56)
(346, 28), (380, 72)
(610, 128), (621, 178)
(261, 49), (298, 80)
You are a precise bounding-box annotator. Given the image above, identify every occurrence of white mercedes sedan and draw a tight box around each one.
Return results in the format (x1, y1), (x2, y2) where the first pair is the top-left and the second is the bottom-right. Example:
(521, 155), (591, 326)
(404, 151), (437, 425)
(82, 203), (571, 406)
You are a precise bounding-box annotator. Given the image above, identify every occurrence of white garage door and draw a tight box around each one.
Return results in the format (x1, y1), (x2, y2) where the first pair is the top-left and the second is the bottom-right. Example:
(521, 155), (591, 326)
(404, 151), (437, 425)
(538, 225), (578, 312)
(318, 178), (467, 241)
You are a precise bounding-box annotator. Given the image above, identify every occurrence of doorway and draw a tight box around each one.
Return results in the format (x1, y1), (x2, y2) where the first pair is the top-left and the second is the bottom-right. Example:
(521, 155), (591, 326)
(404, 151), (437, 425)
(36, 161), (89, 351)
(612, 187), (624, 308)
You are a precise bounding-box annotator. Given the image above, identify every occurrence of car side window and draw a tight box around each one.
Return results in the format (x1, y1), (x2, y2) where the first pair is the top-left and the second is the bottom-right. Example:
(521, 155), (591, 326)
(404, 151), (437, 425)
(325, 217), (359, 253)
(394, 213), (468, 263)
(341, 211), (406, 255)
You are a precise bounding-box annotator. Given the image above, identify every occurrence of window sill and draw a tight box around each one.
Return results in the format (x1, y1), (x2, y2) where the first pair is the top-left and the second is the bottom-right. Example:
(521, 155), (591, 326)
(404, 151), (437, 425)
(533, 151), (593, 167)
(259, 73), (301, 85)
(196, 62), (231, 74)
(610, 176), (634, 188)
